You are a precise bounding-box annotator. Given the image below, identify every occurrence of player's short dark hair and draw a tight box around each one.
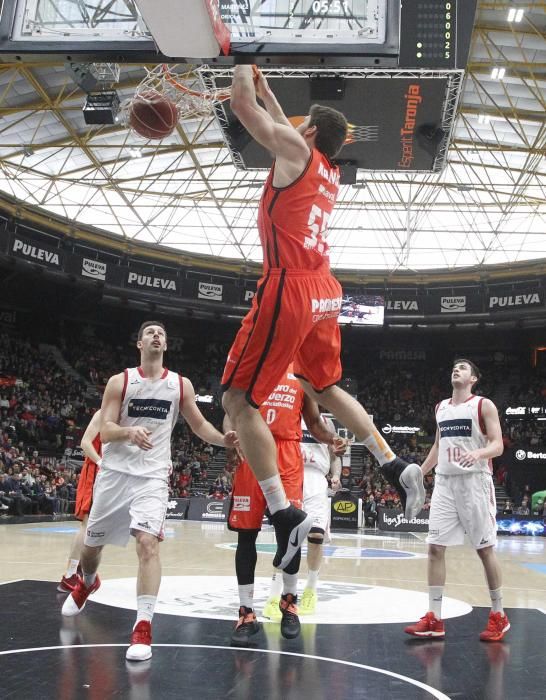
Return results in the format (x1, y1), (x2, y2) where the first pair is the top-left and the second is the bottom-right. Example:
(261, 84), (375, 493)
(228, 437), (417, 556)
(453, 358), (481, 382)
(137, 320), (166, 341)
(309, 104), (348, 159)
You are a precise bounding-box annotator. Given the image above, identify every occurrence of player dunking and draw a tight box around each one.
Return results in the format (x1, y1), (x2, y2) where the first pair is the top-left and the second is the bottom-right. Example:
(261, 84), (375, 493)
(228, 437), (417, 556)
(222, 66), (424, 571)
(228, 366), (339, 646)
(405, 359), (509, 642)
(62, 321), (238, 662)
(58, 409), (102, 593)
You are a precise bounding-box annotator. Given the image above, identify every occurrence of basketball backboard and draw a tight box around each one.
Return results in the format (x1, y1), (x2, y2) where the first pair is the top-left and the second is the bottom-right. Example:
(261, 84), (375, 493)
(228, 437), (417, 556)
(0, 0), (477, 69)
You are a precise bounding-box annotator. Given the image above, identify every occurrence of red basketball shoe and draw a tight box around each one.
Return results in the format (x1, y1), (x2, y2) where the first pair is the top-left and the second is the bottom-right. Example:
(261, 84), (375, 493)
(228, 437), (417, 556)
(126, 621), (153, 661)
(479, 611), (510, 642)
(61, 574), (101, 616)
(404, 612), (445, 638)
(57, 574), (80, 593)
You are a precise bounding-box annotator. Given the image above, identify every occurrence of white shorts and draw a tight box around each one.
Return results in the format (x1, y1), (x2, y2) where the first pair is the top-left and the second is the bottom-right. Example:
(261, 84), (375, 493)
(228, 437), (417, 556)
(85, 468), (169, 547)
(303, 468), (330, 541)
(426, 472), (497, 550)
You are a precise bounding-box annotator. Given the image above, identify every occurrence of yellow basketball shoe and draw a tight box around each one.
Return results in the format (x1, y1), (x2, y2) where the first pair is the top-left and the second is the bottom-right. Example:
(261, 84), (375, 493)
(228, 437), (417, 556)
(300, 588), (317, 615)
(262, 596), (282, 621)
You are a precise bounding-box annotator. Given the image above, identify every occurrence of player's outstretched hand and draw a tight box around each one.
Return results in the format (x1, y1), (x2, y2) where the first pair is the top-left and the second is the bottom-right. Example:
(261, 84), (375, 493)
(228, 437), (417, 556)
(332, 436), (349, 456)
(128, 426), (153, 450)
(223, 430), (239, 449)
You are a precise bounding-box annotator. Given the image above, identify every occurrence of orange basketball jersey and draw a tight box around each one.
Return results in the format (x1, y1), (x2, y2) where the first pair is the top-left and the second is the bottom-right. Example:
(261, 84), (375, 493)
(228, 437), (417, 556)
(258, 148), (340, 272)
(259, 370), (304, 442)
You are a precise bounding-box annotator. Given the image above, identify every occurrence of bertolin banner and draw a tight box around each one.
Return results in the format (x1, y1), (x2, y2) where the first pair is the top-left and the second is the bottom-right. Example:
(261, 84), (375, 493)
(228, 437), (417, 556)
(488, 289), (544, 311)
(378, 507), (430, 532)
(11, 234), (63, 268)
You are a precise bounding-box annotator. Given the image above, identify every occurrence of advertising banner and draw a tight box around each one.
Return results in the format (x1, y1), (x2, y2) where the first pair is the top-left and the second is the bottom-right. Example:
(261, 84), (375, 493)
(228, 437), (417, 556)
(488, 289), (544, 311)
(197, 281), (223, 301)
(513, 448), (546, 465)
(385, 298), (422, 314)
(505, 406), (545, 421)
(378, 507), (430, 532)
(220, 76), (452, 172)
(240, 286), (256, 305)
(10, 233), (63, 269)
(187, 496), (230, 522)
(125, 267), (179, 295)
(331, 492), (360, 530)
(423, 294), (482, 315)
(165, 497), (190, 520)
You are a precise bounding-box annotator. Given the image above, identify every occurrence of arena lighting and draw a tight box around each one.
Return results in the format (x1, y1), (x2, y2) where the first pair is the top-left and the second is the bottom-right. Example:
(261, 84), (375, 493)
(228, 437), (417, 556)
(507, 8), (524, 22)
(491, 67), (506, 80)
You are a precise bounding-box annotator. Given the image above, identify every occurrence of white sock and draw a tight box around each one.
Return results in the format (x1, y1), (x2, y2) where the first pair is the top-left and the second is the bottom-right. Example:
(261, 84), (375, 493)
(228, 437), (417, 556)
(489, 588), (503, 614)
(306, 569), (319, 590)
(363, 430), (395, 466)
(269, 571), (283, 599)
(429, 586), (443, 618)
(258, 475), (289, 515)
(238, 583), (254, 609)
(66, 559), (79, 577)
(282, 573), (298, 597)
(135, 595), (157, 626)
(83, 571), (96, 588)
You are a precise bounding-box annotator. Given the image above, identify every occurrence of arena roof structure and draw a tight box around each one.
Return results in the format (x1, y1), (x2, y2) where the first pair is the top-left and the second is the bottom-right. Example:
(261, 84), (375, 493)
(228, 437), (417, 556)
(0, 0), (544, 276)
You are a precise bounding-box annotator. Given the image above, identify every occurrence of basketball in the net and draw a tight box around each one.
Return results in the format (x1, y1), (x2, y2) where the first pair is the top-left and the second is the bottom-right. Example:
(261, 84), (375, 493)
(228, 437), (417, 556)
(129, 90), (179, 140)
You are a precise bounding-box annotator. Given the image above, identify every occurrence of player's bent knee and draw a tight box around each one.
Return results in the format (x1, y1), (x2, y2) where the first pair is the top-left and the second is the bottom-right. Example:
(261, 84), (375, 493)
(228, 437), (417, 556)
(222, 388), (250, 418)
(308, 526), (324, 545)
(135, 531), (159, 559)
(428, 544), (446, 558)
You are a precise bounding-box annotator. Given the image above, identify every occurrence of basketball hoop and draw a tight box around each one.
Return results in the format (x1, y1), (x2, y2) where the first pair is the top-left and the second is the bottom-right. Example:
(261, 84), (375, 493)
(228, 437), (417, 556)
(122, 64), (231, 140)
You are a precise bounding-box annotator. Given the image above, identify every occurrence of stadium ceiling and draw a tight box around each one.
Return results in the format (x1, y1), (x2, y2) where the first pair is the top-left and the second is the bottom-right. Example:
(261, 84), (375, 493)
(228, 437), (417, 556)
(0, 1), (544, 275)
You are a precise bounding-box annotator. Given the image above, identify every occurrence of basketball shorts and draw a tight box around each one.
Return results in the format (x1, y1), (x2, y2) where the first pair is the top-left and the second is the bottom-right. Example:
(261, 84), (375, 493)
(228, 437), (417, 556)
(426, 472), (497, 550)
(85, 468), (169, 547)
(303, 467), (331, 541)
(228, 439), (303, 531)
(221, 269), (342, 407)
(75, 459), (99, 520)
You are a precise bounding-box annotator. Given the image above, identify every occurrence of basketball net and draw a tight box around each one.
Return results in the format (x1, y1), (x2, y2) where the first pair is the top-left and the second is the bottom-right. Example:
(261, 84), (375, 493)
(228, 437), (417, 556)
(122, 64), (231, 129)
(288, 116), (379, 145)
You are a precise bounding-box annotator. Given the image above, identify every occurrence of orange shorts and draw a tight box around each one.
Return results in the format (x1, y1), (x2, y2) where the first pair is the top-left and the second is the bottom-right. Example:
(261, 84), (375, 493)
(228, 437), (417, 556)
(222, 269), (342, 407)
(75, 459), (99, 520)
(228, 439), (303, 531)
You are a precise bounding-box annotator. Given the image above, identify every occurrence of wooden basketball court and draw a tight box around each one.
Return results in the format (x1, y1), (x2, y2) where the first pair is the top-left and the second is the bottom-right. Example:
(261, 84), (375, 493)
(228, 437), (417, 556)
(1, 519), (544, 698)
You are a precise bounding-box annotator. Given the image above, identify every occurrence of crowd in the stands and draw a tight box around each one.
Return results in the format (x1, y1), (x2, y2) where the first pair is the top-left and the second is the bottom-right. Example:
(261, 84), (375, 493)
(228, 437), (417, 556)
(1, 327), (544, 520)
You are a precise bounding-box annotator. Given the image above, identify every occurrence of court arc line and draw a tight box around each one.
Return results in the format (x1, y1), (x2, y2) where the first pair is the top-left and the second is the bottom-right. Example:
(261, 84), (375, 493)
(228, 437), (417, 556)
(0, 642), (451, 699)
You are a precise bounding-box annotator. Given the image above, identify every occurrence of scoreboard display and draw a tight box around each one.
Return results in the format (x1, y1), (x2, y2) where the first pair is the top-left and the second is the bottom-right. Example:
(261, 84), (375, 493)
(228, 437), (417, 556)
(400, 1), (457, 67)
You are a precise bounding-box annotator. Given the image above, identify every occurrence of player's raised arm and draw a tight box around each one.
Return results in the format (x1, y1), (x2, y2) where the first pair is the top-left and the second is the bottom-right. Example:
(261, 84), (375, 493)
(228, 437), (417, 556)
(230, 65), (309, 163)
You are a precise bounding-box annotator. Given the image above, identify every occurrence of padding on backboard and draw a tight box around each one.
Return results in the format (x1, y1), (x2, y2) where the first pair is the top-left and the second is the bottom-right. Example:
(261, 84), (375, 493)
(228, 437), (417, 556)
(133, 0), (229, 59)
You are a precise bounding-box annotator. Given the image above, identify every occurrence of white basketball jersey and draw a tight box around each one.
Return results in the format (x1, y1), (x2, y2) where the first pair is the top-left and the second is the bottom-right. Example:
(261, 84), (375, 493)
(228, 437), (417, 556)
(102, 367), (181, 481)
(435, 395), (491, 475)
(300, 416), (333, 476)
